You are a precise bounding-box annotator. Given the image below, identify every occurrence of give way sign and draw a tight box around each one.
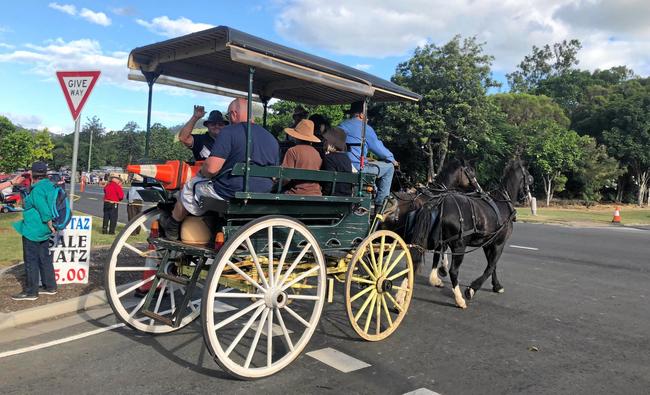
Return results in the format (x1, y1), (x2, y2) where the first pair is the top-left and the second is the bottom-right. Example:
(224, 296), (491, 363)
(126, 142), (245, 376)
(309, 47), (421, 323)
(56, 71), (101, 121)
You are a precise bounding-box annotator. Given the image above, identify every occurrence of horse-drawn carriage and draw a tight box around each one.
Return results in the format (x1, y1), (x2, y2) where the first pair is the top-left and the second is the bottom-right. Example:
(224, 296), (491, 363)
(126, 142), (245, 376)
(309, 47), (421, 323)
(105, 26), (422, 379)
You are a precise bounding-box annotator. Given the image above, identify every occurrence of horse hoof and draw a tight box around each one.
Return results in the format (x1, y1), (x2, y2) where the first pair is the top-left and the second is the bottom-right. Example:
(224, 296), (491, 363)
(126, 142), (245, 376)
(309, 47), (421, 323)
(456, 300), (467, 309)
(465, 287), (475, 300)
(493, 286), (505, 294)
(438, 267), (448, 277)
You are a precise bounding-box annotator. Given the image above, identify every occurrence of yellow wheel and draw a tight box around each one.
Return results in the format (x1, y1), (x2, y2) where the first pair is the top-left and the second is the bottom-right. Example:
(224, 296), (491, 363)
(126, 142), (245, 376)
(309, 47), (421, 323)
(345, 230), (414, 341)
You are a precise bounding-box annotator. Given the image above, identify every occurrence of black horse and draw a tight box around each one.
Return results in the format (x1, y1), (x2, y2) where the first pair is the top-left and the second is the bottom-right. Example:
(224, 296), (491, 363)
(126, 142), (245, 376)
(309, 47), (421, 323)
(408, 159), (532, 308)
(382, 158), (481, 235)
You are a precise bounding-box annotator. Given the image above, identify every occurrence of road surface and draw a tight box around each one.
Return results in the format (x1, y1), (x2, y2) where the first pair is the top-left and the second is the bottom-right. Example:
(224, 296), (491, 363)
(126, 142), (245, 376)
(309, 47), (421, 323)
(1, 223), (649, 394)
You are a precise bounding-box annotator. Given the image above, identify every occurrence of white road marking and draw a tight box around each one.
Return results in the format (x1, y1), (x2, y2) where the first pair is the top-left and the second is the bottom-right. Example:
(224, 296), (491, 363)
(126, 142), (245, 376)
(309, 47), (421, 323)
(0, 323), (125, 359)
(403, 389), (442, 395)
(214, 301), (238, 313)
(87, 197), (98, 200)
(306, 347), (370, 373)
(509, 245), (539, 251)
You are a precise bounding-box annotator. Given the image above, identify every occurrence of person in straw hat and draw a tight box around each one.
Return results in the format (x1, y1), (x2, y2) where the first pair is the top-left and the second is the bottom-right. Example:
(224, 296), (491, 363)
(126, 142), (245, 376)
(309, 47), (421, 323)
(281, 119), (322, 195)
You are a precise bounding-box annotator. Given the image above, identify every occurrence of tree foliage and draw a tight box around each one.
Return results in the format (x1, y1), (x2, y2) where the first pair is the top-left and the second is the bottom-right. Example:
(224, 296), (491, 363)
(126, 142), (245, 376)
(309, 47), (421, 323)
(374, 35), (500, 182)
(507, 39), (582, 93)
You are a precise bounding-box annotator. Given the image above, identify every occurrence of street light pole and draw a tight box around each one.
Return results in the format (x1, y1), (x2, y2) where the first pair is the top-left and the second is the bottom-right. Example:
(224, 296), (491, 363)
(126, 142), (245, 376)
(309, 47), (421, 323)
(87, 126), (93, 173)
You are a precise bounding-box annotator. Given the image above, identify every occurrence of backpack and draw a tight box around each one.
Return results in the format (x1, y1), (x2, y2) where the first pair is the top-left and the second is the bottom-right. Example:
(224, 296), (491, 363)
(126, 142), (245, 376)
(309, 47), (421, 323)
(51, 185), (71, 231)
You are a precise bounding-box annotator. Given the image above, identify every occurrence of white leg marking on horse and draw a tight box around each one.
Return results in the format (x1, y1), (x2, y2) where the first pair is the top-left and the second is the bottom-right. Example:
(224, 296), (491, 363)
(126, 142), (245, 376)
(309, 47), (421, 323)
(466, 287), (475, 299)
(429, 267), (444, 288)
(442, 253), (450, 272)
(453, 285), (467, 309)
(395, 278), (408, 306)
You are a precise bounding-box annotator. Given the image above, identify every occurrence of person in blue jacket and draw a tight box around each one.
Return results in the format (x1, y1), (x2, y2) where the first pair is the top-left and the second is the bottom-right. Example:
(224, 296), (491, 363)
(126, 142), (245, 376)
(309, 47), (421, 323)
(338, 101), (399, 206)
(11, 161), (57, 300)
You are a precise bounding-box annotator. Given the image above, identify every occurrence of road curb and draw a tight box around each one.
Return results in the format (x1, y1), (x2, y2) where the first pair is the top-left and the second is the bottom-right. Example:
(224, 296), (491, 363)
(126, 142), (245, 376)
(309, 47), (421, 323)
(0, 289), (107, 331)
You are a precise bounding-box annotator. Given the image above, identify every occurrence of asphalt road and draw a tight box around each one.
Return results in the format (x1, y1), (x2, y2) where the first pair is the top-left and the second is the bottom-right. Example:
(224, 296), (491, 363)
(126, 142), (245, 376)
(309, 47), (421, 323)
(2, 223), (650, 394)
(68, 184), (156, 224)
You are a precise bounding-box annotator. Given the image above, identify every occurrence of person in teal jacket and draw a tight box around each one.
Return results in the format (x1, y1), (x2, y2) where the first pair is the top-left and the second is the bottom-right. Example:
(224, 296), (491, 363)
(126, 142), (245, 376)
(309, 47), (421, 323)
(11, 161), (57, 301)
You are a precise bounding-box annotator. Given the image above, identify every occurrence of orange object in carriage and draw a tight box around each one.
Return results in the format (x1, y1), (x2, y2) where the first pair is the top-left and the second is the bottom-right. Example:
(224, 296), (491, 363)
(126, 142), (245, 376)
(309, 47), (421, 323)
(126, 160), (203, 190)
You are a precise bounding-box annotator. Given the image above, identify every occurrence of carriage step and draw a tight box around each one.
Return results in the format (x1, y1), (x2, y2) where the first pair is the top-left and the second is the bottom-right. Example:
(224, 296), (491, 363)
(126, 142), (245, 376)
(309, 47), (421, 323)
(157, 272), (190, 286)
(141, 310), (174, 326)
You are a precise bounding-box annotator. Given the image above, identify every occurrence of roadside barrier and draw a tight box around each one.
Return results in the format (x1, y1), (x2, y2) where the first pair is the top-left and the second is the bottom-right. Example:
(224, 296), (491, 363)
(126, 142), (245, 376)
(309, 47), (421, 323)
(612, 206), (622, 223)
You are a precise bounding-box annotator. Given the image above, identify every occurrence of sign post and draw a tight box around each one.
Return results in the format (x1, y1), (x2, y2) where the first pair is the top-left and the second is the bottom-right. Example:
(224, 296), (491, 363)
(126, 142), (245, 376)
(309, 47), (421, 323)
(56, 71), (101, 212)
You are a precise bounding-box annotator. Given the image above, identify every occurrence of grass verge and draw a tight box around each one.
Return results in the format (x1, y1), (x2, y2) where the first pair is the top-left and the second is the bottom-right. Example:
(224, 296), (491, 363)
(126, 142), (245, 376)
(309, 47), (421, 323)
(516, 204), (650, 226)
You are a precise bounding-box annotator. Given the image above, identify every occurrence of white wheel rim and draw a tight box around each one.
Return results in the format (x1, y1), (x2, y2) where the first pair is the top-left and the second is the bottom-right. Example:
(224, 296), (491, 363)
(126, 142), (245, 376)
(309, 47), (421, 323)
(203, 217), (326, 379)
(105, 208), (202, 333)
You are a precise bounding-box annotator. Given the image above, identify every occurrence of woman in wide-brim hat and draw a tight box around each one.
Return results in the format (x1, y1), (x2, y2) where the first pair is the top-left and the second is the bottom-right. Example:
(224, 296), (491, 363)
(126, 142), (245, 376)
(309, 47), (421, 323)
(281, 119), (323, 195)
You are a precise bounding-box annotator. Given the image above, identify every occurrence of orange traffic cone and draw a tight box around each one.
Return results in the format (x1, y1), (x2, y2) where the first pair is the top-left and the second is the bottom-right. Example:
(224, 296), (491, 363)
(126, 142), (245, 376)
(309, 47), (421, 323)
(80, 176), (86, 192)
(612, 206), (622, 223)
(127, 160), (202, 190)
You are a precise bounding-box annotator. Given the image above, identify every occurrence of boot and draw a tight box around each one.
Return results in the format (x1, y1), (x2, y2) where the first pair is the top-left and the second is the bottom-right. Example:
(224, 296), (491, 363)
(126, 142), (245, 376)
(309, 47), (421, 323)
(159, 212), (180, 240)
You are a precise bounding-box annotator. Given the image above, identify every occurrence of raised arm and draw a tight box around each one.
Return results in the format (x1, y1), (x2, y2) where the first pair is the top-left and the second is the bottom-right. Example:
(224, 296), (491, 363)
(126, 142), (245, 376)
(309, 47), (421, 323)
(178, 105), (206, 148)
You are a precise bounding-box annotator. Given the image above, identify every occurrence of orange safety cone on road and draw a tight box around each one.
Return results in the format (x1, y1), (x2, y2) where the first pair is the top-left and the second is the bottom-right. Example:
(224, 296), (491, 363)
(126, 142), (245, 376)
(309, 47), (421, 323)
(80, 176), (86, 192)
(612, 206), (622, 223)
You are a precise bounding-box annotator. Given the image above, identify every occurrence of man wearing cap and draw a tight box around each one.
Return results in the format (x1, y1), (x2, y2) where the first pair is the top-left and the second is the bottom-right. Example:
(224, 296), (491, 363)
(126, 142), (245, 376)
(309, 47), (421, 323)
(160, 98), (279, 239)
(102, 175), (124, 234)
(178, 105), (229, 160)
(11, 162), (57, 300)
(282, 119), (322, 195)
(338, 101), (398, 206)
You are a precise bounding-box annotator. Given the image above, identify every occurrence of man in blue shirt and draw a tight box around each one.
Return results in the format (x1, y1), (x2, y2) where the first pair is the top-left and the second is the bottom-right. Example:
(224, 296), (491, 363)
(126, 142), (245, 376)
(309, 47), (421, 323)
(338, 101), (398, 206)
(160, 98), (279, 240)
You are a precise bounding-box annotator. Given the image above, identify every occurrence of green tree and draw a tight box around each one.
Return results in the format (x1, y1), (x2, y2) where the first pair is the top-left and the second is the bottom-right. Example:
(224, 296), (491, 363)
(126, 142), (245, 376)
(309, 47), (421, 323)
(0, 115), (16, 140)
(265, 100), (345, 138)
(148, 123), (191, 162)
(566, 136), (621, 202)
(490, 93), (569, 128)
(523, 121), (582, 206)
(33, 129), (55, 161)
(375, 35), (499, 182)
(507, 39), (582, 93)
(0, 130), (35, 172)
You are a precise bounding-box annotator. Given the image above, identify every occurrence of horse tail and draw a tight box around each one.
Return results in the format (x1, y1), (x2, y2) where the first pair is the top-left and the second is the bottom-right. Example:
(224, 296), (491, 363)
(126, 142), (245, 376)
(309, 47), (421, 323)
(409, 202), (439, 272)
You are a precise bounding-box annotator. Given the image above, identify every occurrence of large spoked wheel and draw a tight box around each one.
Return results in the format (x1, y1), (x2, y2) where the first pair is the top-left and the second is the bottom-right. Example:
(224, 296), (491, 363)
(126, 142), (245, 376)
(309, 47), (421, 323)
(105, 207), (202, 334)
(345, 230), (414, 341)
(202, 215), (326, 379)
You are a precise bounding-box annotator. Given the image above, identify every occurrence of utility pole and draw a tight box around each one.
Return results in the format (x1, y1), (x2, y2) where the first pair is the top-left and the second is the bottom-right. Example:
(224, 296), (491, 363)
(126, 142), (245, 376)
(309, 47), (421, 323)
(87, 126), (93, 173)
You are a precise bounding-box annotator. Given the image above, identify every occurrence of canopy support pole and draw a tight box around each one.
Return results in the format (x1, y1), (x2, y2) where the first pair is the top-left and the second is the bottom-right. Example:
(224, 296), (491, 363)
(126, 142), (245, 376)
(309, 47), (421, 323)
(142, 69), (159, 160)
(262, 97), (269, 129)
(358, 97), (369, 196)
(244, 66), (255, 192)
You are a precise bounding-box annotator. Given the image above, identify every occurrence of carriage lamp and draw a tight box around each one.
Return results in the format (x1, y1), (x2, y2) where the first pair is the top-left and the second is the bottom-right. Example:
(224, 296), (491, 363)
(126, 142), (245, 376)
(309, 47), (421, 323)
(150, 220), (160, 238)
(214, 231), (225, 251)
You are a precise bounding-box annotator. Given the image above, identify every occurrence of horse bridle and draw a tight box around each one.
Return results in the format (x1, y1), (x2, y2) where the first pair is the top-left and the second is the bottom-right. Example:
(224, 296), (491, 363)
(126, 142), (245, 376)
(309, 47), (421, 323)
(461, 166), (484, 194)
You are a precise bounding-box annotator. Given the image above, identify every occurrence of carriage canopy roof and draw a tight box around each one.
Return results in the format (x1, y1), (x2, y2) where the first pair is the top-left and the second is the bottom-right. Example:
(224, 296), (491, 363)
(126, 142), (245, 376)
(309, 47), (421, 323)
(128, 26), (421, 105)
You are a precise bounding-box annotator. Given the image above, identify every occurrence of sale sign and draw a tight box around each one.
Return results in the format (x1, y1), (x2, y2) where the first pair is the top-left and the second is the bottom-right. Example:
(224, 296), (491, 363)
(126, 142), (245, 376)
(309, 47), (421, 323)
(50, 216), (92, 285)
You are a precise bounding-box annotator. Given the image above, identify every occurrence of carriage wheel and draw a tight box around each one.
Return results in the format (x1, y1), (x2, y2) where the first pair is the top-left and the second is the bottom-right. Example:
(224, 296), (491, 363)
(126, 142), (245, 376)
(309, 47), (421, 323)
(345, 230), (414, 341)
(202, 215), (326, 379)
(105, 207), (202, 334)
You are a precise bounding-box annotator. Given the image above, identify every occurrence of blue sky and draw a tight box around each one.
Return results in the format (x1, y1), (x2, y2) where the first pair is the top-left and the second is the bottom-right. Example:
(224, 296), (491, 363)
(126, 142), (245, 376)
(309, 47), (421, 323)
(1, 1), (648, 134)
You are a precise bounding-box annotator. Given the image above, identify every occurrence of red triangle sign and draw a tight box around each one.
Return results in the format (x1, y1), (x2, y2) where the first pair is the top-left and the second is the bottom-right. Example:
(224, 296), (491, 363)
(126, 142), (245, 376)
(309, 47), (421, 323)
(56, 71), (101, 121)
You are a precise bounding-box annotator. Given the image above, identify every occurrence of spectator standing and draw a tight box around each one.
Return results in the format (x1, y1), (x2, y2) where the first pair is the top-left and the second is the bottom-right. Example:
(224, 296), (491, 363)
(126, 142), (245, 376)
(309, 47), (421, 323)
(103, 176), (124, 234)
(11, 162), (57, 301)
(126, 182), (144, 235)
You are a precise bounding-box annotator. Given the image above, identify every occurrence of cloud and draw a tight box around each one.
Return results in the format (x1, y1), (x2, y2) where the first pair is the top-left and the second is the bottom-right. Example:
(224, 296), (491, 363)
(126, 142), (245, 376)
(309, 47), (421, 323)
(48, 2), (76, 16)
(353, 64), (372, 71)
(274, 0), (650, 76)
(0, 43), (14, 49)
(0, 111), (67, 133)
(136, 16), (214, 38)
(0, 38), (128, 86)
(48, 3), (111, 26)
(79, 8), (112, 26)
(111, 6), (136, 16)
